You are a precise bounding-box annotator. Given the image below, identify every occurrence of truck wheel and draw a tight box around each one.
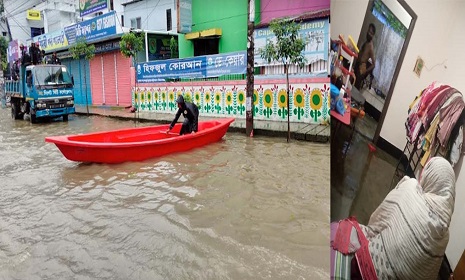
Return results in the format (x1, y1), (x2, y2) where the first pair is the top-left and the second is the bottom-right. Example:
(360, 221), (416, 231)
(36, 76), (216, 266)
(30, 113), (37, 124)
(11, 102), (21, 120)
(63, 114), (69, 122)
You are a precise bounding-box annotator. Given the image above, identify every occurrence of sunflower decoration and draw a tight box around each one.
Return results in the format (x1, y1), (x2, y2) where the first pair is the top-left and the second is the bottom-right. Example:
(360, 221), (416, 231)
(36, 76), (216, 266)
(154, 91), (161, 110)
(134, 88), (142, 108)
(226, 90), (233, 106)
(294, 88), (305, 108)
(184, 91), (192, 103)
(225, 90), (233, 114)
(291, 88), (304, 120)
(253, 89), (259, 115)
(147, 91), (152, 110)
(236, 90), (246, 115)
(263, 89), (273, 108)
(195, 91), (201, 104)
(168, 90), (176, 111)
(253, 89), (259, 105)
(214, 91), (222, 113)
(310, 88), (323, 122)
(161, 91), (167, 110)
(133, 89), (139, 103)
(277, 89), (288, 119)
(204, 91), (212, 112)
(263, 88), (273, 118)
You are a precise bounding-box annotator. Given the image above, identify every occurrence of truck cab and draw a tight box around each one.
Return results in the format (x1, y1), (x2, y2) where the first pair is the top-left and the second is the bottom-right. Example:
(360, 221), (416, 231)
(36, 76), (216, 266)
(5, 64), (75, 123)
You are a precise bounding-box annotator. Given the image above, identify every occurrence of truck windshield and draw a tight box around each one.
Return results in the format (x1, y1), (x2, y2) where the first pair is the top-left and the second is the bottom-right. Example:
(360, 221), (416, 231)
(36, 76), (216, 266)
(33, 66), (73, 88)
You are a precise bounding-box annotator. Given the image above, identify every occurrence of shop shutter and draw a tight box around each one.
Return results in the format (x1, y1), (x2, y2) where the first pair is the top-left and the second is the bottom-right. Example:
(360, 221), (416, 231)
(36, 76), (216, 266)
(116, 52), (132, 106)
(103, 52), (117, 105)
(90, 55), (104, 105)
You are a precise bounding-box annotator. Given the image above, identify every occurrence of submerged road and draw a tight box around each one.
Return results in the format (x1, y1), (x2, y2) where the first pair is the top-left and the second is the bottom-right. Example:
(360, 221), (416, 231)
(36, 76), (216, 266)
(0, 108), (330, 279)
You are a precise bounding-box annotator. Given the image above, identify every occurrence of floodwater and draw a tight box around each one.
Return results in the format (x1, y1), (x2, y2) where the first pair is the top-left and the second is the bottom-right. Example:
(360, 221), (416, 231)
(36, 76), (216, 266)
(0, 108), (330, 280)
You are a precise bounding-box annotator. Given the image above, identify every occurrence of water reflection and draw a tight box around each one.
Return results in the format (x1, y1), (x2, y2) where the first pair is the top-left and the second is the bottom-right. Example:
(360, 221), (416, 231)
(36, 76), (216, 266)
(0, 108), (329, 279)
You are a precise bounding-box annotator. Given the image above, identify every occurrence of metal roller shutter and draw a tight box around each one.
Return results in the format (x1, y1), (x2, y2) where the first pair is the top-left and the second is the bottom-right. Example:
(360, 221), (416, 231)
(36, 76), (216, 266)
(116, 52), (132, 106)
(103, 52), (117, 105)
(90, 55), (104, 105)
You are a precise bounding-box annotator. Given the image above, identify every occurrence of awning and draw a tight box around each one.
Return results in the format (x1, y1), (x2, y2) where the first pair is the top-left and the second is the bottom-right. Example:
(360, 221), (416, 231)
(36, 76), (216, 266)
(185, 28), (222, 40)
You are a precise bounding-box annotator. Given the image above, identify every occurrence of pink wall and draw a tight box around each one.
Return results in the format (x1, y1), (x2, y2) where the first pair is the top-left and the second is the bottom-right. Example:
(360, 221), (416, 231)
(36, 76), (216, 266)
(260, 0), (330, 24)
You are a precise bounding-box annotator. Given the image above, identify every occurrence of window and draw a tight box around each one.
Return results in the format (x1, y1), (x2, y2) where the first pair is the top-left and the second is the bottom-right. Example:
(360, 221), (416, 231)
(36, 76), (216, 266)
(30, 27), (44, 37)
(131, 17), (141, 29)
(166, 9), (172, 31)
(193, 38), (219, 56)
(121, 15), (124, 27)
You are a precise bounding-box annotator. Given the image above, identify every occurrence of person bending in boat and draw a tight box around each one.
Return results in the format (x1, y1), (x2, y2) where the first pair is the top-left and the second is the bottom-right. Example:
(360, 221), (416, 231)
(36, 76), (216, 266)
(167, 95), (199, 135)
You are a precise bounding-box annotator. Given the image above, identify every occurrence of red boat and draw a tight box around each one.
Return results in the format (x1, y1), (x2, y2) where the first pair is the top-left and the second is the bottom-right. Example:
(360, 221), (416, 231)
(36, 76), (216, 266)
(45, 118), (235, 164)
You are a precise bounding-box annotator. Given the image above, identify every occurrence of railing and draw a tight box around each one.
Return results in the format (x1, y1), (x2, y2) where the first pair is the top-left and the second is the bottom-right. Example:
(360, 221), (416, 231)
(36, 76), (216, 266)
(4, 81), (21, 93)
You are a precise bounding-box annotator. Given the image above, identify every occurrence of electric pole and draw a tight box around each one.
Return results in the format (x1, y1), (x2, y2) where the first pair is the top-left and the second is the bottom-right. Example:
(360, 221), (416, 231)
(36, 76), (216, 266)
(246, 0), (254, 137)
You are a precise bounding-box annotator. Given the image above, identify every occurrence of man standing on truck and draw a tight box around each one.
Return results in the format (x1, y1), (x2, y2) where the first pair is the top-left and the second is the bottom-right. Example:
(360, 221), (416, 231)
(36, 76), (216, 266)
(29, 42), (41, 65)
(49, 52), (61, 65)
(20, 44), (31, 66)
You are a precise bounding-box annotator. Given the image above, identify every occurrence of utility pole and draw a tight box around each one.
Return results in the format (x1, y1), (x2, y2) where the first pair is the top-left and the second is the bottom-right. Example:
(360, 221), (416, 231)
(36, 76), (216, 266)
(246, 0), (254, 137)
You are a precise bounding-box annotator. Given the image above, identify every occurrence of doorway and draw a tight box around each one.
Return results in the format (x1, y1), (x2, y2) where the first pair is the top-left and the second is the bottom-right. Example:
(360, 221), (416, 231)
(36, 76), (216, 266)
(355, 0), (416, 143)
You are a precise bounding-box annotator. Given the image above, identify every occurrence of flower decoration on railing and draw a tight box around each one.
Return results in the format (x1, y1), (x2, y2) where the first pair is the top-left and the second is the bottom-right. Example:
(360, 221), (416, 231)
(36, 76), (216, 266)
(214, 91), (222, 114)
(204, 90), (212, 113)
(161, 91), (167, 110)
(263, 88), (273, 118)
(277, 88), (288, 119)
(225, 90), (233, 114)
(168, 90), (176, 111)
(147, 90), (152, 110)
(293, 88), (305, 120)
(310, 88), (323, 122)
(237, 90), (246, 115)
(133, 89), (139, 109)
(154, 90), (160, 110)
(184, 91), (192, 103)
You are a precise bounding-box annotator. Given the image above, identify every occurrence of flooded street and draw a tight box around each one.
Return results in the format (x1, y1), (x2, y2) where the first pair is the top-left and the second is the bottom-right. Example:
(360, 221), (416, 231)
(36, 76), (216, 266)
(0, 108), (329, 279)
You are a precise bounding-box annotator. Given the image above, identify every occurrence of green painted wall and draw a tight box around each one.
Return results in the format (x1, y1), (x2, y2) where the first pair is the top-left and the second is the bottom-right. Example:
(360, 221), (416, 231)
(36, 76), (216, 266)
(179, 0), (260, 58)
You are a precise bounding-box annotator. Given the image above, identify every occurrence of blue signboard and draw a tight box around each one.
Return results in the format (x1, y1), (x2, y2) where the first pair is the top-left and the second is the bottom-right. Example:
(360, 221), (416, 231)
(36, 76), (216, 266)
(65, 11), (117, 45)
(136, 51), (247, 83)
(206, 51), (246, 77)
(137, 57), (206, 83)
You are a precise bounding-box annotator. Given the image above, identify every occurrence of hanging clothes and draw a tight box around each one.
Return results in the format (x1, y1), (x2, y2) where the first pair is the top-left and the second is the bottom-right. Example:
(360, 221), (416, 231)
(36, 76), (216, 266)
(437, 94), (465, 148)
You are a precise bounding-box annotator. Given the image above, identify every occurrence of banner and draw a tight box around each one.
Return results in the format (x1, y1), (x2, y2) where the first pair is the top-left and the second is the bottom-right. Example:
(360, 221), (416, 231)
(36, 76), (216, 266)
(7, 40), (20, 63)
(80, 0), (108, 17)
(33, 30), (68, 52)
(254, 18), (329, 66)
(64, 11), (117, 45)
(147, 35), (172, 61)
(136, 51), (247, 83)
(27, 10), (41, 20)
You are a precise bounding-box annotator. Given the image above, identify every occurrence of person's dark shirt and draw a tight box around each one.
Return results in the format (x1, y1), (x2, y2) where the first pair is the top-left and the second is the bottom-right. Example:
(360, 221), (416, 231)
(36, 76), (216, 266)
(21, 49), (31, 65)
(49, 55), (61, 65)
(30, 45), (40, 65)
(170, 102), (199, 132)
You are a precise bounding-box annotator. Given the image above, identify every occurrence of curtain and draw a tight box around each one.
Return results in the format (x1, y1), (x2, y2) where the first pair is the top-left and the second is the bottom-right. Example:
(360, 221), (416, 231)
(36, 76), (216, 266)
(372, 25), (404, 96)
